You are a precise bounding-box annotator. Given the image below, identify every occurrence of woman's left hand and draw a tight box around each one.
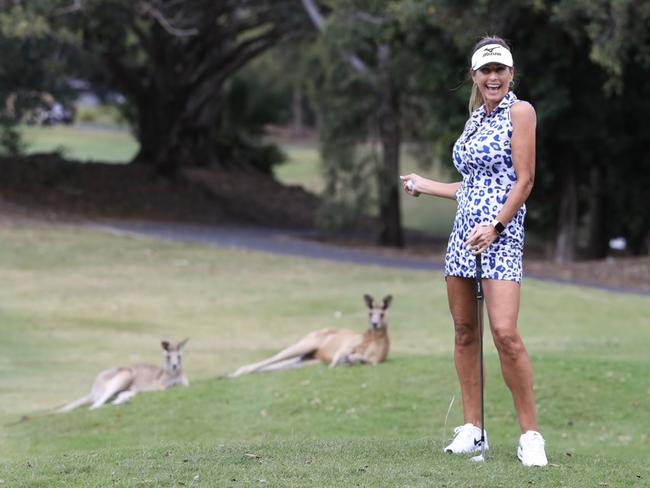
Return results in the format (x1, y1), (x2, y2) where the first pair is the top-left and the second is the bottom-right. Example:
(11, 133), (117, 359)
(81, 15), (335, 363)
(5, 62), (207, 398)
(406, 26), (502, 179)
(465, 224), (498, 255)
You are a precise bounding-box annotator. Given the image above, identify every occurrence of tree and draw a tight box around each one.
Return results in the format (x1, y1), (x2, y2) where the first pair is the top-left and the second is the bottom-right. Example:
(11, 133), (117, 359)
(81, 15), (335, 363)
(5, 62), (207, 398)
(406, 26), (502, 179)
(0, 1), (77, 154)
(302, 0), (465, 247)
(61, 0), (308, 173)
(551, 0), (650, 256)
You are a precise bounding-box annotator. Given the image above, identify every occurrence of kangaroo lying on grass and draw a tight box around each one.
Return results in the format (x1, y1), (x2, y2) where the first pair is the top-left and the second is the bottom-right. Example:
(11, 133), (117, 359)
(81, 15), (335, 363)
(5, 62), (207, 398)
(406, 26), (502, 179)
(57, 339), (189, 412)
(229, 295), (392, 378)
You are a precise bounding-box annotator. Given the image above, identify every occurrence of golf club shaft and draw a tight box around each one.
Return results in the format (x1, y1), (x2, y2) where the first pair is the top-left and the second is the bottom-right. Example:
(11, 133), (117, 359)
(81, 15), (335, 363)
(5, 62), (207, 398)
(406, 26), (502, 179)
(475, 254), (485, 457)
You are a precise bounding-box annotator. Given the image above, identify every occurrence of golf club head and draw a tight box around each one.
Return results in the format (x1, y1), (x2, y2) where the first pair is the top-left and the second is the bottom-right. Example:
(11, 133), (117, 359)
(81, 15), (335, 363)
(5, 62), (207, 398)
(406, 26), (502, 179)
(470, 453), (485, 462)
(470, 441), (487, 462)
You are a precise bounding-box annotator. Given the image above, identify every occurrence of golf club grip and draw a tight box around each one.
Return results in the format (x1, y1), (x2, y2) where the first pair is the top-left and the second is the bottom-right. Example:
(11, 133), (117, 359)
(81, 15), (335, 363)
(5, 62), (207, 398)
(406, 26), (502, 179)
(475, 254), (483, 300)
(475, 253), (486, 451)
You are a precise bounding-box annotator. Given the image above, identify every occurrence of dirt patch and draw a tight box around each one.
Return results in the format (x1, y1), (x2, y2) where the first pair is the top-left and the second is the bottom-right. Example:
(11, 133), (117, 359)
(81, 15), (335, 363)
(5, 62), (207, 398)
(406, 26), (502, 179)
(1, 154), (648, 294)
(524, 256), (650, 293)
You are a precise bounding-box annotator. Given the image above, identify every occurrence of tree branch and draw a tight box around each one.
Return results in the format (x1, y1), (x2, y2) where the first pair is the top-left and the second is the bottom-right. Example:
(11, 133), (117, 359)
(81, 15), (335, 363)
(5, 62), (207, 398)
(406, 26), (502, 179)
(188, 27), (279, 88)
(53, 0), (83, 16)
(301, 0), (327, 31)
(185, 29), (282, 119)
(139, 1), (198, 37)
(353, 11), (387, 25)
(300, 0), (370, 74)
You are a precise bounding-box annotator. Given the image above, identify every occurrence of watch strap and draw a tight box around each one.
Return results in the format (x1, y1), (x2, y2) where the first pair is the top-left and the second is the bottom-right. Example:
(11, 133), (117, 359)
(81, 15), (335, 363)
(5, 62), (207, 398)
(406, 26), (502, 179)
(491, 219), (505, 234)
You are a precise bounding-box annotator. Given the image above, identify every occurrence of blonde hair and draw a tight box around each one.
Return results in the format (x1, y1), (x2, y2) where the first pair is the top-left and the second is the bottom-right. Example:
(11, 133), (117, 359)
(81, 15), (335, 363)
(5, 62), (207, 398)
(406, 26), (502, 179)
(468, 36), (513, 114)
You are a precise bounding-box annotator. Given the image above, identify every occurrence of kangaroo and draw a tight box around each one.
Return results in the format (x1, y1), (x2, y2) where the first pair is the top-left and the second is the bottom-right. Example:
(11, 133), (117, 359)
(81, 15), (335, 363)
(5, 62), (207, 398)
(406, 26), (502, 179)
(229, 295), (391, 378)
(57, 339), (189, 412)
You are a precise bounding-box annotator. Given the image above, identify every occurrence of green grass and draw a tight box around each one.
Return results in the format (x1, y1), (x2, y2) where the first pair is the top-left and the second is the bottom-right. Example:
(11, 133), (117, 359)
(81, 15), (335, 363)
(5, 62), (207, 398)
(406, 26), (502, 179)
(0, 223), (649, 486)
(75, 105), (129, 128)
(20, 125), (139, 163)
(275, 143), (326, 195)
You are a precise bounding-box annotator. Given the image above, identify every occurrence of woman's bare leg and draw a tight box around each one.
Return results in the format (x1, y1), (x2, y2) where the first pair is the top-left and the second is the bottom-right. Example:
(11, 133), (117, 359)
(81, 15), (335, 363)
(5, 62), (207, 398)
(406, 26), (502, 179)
(447, 276), (482, 427)
(483, 279), (538, 433)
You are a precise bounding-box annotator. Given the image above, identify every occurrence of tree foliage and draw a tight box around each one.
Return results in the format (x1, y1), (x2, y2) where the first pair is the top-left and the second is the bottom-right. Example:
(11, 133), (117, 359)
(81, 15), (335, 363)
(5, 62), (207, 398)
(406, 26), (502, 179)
(0, 1), (77, 154)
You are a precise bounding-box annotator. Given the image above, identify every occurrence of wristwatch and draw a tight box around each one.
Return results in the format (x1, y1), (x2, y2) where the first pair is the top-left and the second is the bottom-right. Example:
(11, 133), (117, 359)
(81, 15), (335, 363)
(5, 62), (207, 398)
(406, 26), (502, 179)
(491, 219), (505, 235)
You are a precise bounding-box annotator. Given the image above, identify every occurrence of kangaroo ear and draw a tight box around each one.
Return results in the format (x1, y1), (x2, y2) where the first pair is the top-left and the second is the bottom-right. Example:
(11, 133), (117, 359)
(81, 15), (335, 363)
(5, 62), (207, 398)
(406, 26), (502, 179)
(177, 338), (189, 350)
(161, 341), (171, 351)
(363, 294), (374, 309)
(382, 295), (393, 310)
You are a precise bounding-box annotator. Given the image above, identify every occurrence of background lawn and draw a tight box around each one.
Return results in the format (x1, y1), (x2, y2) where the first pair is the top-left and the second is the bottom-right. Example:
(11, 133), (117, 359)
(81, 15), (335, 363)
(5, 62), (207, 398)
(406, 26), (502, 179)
(21, 125), (139, 163)
(0, 223), (648, 487)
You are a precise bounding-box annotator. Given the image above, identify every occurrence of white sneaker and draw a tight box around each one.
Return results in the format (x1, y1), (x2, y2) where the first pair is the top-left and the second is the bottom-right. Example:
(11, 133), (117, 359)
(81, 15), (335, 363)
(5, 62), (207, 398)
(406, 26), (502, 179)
(517, 431), (548, 467)
(444, 423), (488, 454)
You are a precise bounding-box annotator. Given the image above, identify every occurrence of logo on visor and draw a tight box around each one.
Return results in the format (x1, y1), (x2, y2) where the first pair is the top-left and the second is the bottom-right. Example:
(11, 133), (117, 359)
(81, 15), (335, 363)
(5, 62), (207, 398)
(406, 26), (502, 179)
(482, 47), (502, 57)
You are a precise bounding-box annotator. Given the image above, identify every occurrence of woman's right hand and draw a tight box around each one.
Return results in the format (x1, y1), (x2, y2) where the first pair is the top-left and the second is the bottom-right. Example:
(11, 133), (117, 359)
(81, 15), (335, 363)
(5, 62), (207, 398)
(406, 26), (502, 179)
(400, 174), (421, 197)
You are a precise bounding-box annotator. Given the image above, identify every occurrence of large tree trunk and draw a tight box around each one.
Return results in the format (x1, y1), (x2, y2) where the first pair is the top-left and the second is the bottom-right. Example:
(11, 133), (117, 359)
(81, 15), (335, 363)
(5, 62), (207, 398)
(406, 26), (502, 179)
(291, 77), (304, 137)
(131, 77), (225, 173)
(554, 166), (578, 263)
(584, 166), (608, 259)
(376, 45), (403, 248)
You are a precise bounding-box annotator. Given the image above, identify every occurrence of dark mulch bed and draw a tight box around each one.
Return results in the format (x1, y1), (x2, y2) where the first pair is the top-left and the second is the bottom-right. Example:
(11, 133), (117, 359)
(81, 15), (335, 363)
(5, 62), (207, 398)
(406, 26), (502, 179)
(0, 153), (320, 228)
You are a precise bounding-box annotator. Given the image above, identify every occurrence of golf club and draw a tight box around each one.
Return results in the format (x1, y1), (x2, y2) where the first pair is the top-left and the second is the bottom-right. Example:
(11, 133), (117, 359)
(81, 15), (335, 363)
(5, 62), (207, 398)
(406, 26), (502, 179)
(470, 253), (487, 463)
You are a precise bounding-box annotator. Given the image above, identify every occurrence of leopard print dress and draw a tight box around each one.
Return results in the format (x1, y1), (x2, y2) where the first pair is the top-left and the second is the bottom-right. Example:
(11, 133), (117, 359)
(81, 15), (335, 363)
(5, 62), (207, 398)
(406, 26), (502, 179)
(444, 91), (526, 283)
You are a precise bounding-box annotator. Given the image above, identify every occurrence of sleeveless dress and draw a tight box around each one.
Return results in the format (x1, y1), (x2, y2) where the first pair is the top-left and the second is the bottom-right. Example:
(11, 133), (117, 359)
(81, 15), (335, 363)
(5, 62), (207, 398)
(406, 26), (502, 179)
(444, 91), (526, 283)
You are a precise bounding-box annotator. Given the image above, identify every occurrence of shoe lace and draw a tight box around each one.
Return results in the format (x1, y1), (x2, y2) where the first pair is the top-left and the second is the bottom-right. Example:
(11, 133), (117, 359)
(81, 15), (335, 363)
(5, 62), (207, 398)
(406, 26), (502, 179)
(451, 423), (475, 439)
(521, 432), (545, 455)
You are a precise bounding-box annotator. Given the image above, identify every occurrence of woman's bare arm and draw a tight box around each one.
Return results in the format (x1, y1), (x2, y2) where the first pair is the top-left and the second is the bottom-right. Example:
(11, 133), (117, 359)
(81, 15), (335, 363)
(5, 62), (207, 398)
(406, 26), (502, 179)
(400, 174), (461, 200)
(495, 100), (536, 226)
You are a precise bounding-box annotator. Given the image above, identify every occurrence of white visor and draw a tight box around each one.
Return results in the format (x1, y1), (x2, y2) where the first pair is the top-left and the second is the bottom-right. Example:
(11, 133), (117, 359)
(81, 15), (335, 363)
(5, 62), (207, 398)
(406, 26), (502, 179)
(471, 43), (514, 71)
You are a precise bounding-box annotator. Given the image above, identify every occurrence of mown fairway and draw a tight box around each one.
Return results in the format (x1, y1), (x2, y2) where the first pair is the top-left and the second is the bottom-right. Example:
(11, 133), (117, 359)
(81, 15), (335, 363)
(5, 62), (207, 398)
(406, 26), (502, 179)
(0, 223), (648, 487)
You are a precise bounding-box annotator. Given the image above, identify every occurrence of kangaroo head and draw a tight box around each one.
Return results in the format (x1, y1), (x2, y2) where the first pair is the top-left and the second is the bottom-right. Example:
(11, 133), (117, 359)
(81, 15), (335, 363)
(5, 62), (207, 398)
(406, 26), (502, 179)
(363, 294), (392, 331)
(161, 338), (188, 375)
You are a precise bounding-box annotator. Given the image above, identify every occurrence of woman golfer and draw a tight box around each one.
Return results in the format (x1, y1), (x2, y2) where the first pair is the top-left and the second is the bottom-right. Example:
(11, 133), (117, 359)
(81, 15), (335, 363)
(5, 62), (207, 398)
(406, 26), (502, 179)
(401, 36), (548, 466)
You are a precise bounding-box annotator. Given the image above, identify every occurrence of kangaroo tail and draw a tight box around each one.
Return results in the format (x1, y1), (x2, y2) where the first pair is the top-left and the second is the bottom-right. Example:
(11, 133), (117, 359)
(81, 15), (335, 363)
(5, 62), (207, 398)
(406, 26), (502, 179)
(56, 393), (93, 413)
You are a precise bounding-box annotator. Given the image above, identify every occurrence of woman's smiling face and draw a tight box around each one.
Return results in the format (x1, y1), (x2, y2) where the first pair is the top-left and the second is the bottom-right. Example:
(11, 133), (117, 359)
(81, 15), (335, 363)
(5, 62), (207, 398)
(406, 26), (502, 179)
(472, 63), (514, 112)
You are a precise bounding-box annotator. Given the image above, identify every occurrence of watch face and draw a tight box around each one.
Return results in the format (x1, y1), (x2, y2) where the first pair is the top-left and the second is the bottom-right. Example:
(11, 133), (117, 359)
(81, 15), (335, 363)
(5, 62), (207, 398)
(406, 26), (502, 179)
(493, 220), (505, 234)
